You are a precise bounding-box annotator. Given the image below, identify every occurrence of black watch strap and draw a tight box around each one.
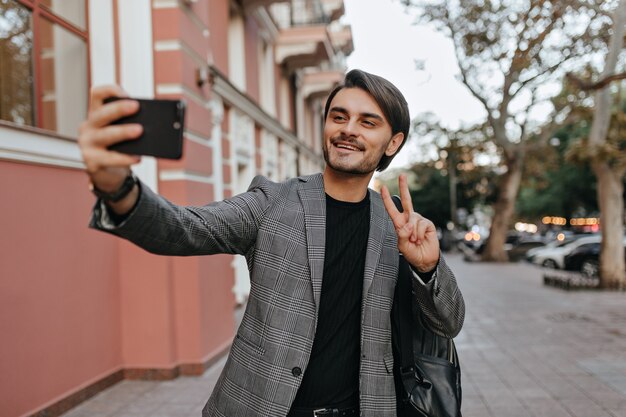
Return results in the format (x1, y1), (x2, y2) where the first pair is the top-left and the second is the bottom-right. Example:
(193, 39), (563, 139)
(90, 173), (138, 202)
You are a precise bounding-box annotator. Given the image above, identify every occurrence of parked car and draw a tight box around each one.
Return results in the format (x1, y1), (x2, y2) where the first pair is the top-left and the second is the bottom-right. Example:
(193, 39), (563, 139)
(525, 237), (577, 261)
(526, 234), (601, 269)
(563, 238), (626, 277)
(504, 238), (547, 262)
(468, 233), (545, 262)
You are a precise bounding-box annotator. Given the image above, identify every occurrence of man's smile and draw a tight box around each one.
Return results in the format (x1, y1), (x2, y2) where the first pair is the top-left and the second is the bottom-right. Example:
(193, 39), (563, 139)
(332, 139), (363, 153)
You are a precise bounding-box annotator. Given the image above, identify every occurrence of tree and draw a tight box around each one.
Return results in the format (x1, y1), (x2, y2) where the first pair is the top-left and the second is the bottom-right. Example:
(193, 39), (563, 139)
(567, 0), (626, 289)
(407, 113), (498, 226)
(402, 0), (614, 261)
(516, 122), (599, 221)
(378, 117), (498, 230)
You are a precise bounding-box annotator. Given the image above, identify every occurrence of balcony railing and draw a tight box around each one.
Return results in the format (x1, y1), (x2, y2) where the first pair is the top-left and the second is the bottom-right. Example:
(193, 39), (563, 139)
(290, 0), (330, 26)
(270, 0), (331, 29)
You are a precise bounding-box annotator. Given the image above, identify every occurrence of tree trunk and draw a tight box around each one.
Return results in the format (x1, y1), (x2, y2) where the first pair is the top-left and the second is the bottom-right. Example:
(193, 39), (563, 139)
(593, 162), (626, 289)
(587, 0), (626, 289)
(481, 154), (524, 262)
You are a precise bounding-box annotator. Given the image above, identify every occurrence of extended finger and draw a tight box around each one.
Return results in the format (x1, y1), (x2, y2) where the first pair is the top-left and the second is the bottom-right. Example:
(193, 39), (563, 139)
(90, 85), (129, 112)
(381, 185), (404, 227)
(398, 174), (414, 214)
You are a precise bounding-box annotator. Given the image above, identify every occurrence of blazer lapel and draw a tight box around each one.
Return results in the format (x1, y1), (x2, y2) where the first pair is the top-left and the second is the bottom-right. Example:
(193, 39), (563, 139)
(362, 190), (387, 300)
(297, 173), (326, 311)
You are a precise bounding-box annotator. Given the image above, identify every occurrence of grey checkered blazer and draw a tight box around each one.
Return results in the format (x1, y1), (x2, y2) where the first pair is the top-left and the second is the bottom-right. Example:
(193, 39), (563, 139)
(91, 173), (464, 417)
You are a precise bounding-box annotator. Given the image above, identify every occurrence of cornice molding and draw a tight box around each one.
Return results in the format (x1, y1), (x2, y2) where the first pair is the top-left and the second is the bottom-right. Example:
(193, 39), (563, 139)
(253, 7), (280, 43)
(208, 65), (322, 163)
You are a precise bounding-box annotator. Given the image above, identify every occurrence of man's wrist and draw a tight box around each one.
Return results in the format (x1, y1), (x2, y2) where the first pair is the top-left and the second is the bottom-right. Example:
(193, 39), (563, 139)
(106, 181), (140, 216)
(414, 259), (438, 274)
(408, 257), (439, 284)
(90, 172), (137, 203)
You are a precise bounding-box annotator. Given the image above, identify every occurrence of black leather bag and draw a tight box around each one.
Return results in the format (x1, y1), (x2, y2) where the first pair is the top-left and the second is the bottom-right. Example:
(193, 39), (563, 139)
(391, 253), (462, 417)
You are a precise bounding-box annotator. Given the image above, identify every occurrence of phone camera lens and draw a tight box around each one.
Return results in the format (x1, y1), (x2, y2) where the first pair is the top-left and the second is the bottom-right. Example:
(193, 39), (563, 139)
(173, 122), (181, 129)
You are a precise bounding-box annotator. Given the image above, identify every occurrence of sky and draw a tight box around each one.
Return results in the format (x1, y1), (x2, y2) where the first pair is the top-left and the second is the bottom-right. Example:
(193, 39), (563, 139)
(342, 0), (487, 169)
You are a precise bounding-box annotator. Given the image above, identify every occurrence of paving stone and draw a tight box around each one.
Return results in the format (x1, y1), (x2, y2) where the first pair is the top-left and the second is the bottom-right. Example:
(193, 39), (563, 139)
(523, 398), (572, 417)
(59, 253), (626, 417)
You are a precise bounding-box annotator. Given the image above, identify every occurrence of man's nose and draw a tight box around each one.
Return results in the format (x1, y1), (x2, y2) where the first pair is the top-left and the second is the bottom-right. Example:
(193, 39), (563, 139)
(340, 118), (359, 137)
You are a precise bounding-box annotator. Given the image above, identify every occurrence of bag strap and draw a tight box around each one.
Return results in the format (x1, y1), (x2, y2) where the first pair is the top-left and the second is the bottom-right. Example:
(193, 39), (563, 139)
(391, 196), (422, 385)
(397, 255), (416, 371)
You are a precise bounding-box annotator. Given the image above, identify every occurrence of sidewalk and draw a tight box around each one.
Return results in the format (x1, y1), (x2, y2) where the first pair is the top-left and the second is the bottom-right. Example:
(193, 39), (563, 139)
(454, 255), (626, 417)
(61, 254), (626, 417)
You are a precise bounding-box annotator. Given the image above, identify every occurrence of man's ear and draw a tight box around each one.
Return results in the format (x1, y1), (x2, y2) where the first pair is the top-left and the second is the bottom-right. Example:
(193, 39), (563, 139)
(385, 132), (405, 157)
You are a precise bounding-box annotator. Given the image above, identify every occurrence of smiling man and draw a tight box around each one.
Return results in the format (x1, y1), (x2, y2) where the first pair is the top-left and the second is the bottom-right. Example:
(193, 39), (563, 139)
(79, 69), (464, 417)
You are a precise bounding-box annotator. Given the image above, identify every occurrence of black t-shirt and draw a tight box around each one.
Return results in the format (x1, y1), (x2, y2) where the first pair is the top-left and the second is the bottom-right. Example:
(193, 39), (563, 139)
(290, 192), (370, 410)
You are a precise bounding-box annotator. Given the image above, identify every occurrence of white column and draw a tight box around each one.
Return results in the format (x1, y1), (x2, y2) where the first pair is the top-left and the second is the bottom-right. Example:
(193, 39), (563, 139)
(229, 110), (255, 304)
(88, 0), (116, 85)
(210, 97), (224, 201)
(117, 0), (158, 192)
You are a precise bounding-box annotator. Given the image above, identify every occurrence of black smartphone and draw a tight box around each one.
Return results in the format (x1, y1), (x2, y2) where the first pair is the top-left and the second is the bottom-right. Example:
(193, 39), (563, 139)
(103, 97), (186, 160)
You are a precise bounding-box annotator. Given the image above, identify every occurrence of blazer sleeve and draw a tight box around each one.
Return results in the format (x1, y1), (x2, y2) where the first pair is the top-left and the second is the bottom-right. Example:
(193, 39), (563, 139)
(89, 175), (275, 257)
(411, 255), (465, 338)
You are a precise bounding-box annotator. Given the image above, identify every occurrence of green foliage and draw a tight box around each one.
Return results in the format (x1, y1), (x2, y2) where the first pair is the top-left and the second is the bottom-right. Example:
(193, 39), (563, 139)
(408, 166), (452, 228)
(380, 159), (497, 229)
(566, 106), (626, 169)
(517, 121), (600, 220)
(517, 162), (599, 220)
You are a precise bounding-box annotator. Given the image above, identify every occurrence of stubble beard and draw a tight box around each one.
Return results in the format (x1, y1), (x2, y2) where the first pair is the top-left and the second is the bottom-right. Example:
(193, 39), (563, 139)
(322, 135), (387, 176)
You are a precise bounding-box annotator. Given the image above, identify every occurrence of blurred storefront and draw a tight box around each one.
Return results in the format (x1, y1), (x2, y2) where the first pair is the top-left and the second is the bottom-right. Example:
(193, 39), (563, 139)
(0, 0), (352, 415)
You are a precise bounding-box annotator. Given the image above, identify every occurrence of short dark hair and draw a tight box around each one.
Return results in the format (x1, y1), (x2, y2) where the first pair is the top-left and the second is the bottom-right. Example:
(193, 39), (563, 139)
(323, 69), (410, 171)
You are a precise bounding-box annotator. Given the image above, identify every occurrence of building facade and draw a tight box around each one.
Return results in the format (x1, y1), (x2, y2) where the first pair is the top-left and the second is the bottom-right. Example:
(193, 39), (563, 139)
(0, 0), (353, 415)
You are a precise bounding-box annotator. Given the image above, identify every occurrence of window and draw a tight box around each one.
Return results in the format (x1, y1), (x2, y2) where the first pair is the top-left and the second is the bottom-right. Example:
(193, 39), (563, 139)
(0, 1), (33, 126)
(0, 0), (88, 137)
(227, 6), (246, 92)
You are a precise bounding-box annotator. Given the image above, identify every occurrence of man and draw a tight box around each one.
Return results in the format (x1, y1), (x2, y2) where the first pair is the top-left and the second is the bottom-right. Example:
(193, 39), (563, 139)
(78, 69), (464, 417)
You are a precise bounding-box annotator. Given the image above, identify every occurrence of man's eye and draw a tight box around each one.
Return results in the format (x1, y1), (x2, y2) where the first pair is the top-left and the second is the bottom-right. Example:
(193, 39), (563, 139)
(334, 115), (346, 121)
(362, 120), (375, 127)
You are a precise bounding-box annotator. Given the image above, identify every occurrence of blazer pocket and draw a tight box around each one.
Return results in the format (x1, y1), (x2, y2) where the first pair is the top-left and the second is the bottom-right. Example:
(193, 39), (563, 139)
(235, 334), (266, 356)
(383, 352), (394, 374)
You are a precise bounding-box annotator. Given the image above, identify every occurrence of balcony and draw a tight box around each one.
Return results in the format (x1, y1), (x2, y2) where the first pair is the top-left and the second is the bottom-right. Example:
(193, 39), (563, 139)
(271, 0), (343, 71)
(275, 25), (334, 71)
(329, 24), (353, 56)
(301, 69), (344, 99)
(270, 0), (344, 28)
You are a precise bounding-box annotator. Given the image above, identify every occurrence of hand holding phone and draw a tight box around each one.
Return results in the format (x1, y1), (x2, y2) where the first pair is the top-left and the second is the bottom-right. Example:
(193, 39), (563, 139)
(103, 97), (186, 160)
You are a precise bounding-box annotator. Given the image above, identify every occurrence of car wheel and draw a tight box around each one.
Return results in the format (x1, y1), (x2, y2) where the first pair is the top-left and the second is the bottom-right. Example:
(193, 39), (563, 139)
(580, 259), (599, 277)
(542, 259), (558, 269)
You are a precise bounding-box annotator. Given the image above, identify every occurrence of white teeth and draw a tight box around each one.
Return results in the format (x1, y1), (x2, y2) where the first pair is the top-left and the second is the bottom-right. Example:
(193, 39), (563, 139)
(336, 144), (359, 151)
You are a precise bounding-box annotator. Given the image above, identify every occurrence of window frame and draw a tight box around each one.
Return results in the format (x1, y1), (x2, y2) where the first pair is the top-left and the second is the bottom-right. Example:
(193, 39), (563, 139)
(8, 0), (91, 136)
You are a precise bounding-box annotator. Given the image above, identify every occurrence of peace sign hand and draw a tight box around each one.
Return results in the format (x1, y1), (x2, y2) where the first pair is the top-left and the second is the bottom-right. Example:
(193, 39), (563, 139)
(381, 174), (440, 273)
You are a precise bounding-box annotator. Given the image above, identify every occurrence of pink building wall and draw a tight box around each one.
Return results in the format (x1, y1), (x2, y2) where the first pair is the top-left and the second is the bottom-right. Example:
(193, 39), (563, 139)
(245, 17), (261, 102)
(208, 0), (230, 74)
(114, 0), (237, 375)
(0, 161), (123, 416)
(0, 0), (350, 415)
(0, 160), (237, 417)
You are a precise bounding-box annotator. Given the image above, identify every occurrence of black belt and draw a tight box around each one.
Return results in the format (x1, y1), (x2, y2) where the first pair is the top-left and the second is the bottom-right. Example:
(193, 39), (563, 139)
(288, 405), (359, 417)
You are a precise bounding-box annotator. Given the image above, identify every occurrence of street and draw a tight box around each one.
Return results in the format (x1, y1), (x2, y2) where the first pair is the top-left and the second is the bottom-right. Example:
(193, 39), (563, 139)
(61, 254), (626, 417)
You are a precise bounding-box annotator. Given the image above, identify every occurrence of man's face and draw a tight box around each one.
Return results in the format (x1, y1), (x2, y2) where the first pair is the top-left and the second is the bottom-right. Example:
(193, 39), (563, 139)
(323, 87), (403, 176)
